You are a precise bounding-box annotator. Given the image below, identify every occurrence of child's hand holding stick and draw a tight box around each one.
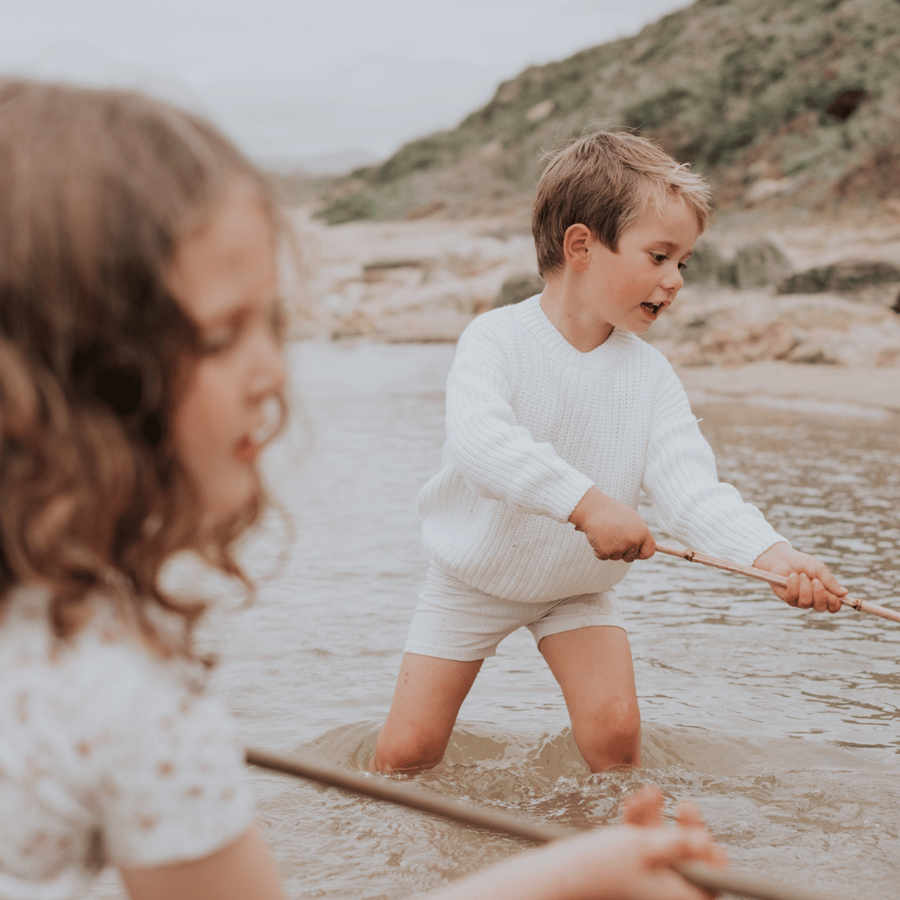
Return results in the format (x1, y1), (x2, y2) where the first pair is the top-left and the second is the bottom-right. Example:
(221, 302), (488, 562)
(570, 486), (656, 563)
(752, 543), (846, 612)
(656, 542), (900, 624)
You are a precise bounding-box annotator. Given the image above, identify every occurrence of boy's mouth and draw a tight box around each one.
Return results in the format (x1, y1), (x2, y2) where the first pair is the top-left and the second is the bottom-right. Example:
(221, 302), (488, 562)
(641, 301), (664, 315)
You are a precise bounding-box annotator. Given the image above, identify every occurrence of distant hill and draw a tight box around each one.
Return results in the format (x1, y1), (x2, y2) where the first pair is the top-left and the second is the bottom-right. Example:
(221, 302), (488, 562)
(295, 148), (383, 176)
(313, 0), (900, 226)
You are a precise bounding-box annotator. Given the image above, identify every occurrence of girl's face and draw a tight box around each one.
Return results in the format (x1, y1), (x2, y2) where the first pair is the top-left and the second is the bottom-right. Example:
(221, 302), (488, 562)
(167, 181), (287, 530)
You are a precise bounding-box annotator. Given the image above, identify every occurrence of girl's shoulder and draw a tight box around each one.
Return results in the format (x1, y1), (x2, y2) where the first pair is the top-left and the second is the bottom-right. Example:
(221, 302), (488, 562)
(0, 584), (253, 872)
(0, 585), (190, 698)
(0, 586), (217, 767)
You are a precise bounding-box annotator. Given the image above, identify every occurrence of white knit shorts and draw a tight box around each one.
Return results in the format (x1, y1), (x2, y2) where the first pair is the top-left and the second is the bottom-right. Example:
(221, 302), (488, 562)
(403, 562), (626, 662)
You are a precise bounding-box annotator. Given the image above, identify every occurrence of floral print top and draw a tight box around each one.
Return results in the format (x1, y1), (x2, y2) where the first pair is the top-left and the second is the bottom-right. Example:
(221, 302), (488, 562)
(0, 585), (254, 899)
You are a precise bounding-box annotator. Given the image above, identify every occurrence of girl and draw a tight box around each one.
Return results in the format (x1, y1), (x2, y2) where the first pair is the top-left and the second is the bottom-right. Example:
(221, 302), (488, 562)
(0, 79), (722, 900)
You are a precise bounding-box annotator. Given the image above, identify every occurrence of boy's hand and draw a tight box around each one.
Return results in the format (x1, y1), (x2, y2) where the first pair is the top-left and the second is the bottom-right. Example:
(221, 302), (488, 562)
(569, 487), (655, 563)
(754, 542), (847, 613)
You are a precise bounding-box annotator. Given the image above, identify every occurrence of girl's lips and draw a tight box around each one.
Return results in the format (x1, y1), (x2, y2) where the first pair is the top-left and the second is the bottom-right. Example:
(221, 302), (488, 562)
(235, 410), (278, 463)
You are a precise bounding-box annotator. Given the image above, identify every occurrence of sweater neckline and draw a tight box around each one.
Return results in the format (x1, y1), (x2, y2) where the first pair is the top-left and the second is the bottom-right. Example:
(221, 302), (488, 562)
(515, 294), (635, 370)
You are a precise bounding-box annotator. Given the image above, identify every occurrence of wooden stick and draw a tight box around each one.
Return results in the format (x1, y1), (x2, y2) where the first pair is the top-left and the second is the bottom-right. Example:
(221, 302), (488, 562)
(246, 746), (848, 900)
(246, 746), (571, 843)
(656, 543), (900, 625)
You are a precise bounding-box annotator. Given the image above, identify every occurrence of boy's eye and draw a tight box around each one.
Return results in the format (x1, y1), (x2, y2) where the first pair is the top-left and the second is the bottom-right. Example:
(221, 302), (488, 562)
(650, 253), (689, 271)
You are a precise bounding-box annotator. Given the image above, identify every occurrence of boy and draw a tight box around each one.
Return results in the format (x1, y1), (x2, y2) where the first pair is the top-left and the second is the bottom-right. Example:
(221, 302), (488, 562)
(372, 130), (846, 775)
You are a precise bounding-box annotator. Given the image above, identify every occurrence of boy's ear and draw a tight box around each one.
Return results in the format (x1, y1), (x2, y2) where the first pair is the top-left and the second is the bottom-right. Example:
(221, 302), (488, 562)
(562, 223), (593, 272)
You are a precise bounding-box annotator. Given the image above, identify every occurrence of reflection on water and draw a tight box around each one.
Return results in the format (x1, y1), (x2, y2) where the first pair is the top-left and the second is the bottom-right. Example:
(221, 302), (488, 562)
(91, 341), (900, 900)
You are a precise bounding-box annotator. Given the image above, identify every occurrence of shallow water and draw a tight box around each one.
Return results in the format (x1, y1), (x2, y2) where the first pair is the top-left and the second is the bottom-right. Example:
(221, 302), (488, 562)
(92, 341), (900, 900)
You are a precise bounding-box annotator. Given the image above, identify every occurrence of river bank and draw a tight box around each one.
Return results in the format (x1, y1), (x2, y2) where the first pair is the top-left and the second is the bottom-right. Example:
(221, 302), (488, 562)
(288, 206), (900, 378)
(675, 361), (900, 419)
(287, 206), (900, 423)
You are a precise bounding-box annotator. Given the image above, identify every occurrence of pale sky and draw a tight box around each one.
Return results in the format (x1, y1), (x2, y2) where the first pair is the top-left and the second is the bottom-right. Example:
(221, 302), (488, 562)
(2, 0), (689, 169)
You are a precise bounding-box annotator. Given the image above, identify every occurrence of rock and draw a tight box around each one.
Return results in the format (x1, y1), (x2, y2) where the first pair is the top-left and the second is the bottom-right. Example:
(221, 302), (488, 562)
(405, 201), (446, 220)
(733, 237), (792, 289)
(695, 320), (797, 366)
(683, 239), (735, 287)
(778, 260), (900, 294)
(787, 340), (841, 365)
(493, 273), (544, 309)
(376, 309), (475, 343)
(744, 177), (797, 205)
(825, 89), (867, 122)
(331, 309), (376, 339)
(526, 100), (555, 122)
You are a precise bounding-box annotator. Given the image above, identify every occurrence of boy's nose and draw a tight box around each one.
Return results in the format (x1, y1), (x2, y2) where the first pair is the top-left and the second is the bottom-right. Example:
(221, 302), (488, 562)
(661, 266), (684, 292)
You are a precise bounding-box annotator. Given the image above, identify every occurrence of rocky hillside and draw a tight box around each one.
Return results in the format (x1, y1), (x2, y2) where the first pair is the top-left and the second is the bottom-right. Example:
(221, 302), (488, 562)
(313, 0), (900, 226)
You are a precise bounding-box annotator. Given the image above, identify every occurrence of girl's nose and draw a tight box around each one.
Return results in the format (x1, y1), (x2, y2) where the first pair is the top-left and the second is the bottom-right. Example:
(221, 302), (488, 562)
(249, 328), (288, 399)
(266, 349), (288, 395)
(262, 346), (288, 396)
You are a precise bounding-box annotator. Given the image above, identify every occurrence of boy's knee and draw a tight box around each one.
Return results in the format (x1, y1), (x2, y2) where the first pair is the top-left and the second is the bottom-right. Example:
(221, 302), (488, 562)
(572, 698), (641, 770)
(607, 702), (642, 750)
(372, 722), (448, 774)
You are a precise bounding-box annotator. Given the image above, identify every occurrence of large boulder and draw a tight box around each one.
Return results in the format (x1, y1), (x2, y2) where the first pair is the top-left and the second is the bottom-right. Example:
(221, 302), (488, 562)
(683, 239), (735, 288)
(732, 237), (792, 289)
(493, 273), (544, 308)
(778, 260), (900, 294)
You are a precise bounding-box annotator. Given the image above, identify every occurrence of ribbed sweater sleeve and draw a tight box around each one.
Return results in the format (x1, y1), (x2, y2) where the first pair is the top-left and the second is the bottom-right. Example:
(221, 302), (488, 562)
(642, 362), (787, 566)
(444, 322), (594, 522)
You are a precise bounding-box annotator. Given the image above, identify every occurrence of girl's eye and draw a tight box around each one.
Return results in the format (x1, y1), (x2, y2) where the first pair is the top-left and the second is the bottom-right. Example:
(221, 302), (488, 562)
(196, 299), (283, 355)
(198, 325), (239, 355)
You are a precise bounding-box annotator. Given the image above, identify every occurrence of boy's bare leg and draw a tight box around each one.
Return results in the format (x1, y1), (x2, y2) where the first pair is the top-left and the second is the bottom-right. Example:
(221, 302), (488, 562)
(371, 653), (484, 774)
(539, 625), (641, 772)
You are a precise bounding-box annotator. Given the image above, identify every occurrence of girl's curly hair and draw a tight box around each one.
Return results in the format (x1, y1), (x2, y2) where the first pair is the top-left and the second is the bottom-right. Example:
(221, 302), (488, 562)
(0, 79), (284, 659)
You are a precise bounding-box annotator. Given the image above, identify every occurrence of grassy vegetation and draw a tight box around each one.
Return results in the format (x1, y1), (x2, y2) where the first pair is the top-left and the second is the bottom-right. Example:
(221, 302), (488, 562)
(313, 0), (900, 224)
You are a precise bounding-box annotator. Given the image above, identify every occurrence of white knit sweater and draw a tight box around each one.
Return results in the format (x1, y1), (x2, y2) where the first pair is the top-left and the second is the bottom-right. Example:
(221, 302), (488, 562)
(418, 294), (785, 603)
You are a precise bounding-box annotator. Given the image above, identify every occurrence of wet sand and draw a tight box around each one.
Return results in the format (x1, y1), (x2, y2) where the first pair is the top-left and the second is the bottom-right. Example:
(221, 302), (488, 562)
(676, 362), (900, 418)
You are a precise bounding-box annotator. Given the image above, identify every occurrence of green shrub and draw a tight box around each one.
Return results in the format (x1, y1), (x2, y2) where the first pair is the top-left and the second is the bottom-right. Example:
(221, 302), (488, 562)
(313, 192), (377, 225)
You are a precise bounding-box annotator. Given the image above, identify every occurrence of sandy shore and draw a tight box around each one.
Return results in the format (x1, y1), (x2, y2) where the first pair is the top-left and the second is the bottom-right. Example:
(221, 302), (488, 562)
(675, 361), (900, 418)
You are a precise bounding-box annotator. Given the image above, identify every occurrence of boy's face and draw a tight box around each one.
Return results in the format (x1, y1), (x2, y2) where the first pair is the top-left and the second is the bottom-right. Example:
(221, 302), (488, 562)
(581, 195), (699, 337)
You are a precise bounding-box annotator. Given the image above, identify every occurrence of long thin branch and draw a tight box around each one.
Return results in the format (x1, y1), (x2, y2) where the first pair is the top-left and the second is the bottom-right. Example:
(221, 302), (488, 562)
(655, 543), (900, 624)
(246, 746), (848, 900)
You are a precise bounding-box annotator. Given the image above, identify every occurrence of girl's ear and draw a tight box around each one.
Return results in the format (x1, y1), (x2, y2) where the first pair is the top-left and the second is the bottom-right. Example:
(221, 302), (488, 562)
(562, 223), (593, 272)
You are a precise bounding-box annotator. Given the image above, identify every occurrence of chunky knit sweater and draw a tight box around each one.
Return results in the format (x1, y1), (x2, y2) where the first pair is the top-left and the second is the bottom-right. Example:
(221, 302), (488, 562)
(417, 294), (785, 603)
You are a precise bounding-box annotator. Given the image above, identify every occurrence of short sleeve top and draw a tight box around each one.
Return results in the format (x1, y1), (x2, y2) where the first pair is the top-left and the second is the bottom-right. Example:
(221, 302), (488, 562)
(0, 585), (254, 900)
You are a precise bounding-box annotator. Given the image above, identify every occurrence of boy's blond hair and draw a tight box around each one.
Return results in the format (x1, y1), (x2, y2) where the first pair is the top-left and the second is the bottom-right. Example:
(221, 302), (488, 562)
(531, 130), (712, 278)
